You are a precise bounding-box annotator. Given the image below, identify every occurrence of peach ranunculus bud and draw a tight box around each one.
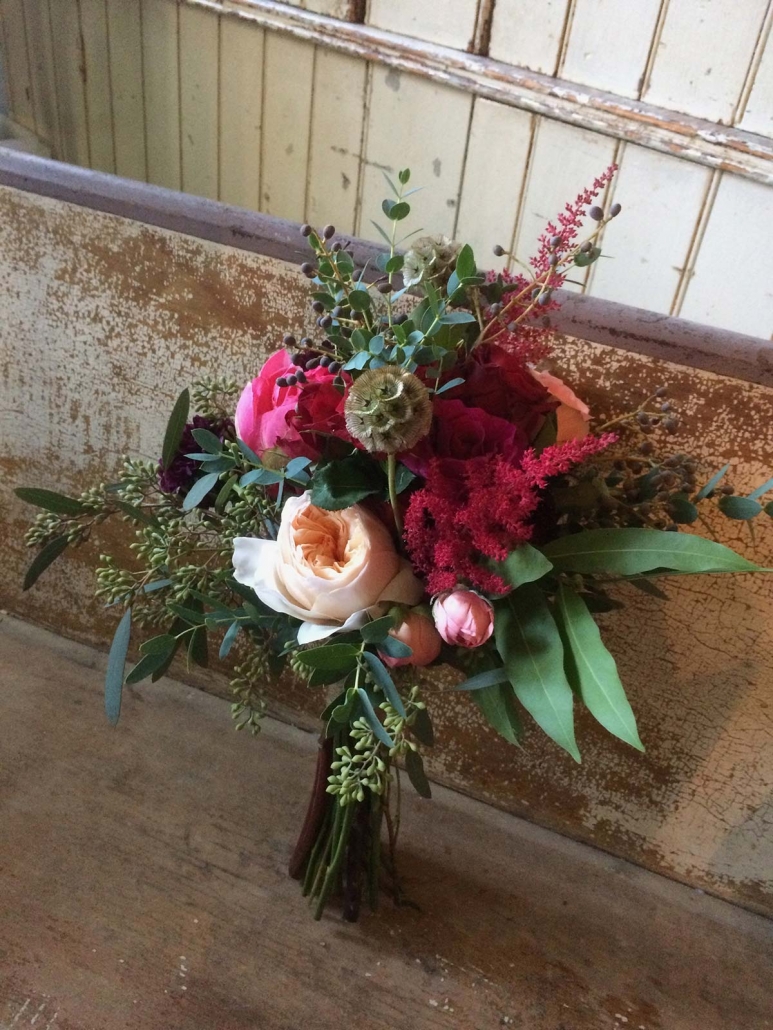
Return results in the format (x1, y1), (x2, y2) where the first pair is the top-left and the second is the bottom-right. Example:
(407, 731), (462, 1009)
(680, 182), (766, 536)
(379, 610), (442, 668)
(432, 590), (494, 649)
(530, 367), (590, 443)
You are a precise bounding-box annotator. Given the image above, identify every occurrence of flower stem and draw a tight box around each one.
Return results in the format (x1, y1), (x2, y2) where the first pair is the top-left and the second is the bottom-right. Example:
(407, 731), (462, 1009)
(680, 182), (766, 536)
(387, 452), (403, 536)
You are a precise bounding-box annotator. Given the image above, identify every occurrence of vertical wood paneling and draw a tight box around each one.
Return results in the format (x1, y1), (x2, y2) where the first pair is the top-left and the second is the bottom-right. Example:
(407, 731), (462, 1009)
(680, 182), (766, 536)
(359, 66), (472, 241)
(1, 0), (35, 131)
(367, 0), (479, 50)
(645, 0), (768, 123)
(455, 97), (534, 265)
(178, 3), (219, 200)
(587, 144), (711, 314)
(488, 0), (570, 74)
(51, 0), (90, 167)
(260, 32), (314, 219)
(219, 15), (264, 210)
(679, 175), (773, 338)
(80, 0), (116, 173)
(22, 0), (60, 152)
(560, 0), (662, 99)
(513, 118), (617, 290)
(141, 0), (180, 191)
(285, 0), (357, 15)
(306, 47), (366, 233)
(106, 0), (146, 181)
(740, 29), (773, 136)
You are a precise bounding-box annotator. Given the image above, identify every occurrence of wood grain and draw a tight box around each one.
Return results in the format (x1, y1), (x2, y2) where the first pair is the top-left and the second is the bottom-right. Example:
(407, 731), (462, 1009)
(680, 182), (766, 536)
(179, 3), (220, 200)
(106, 0), (147, 181)
(219, 13), (264, 210)
(141, 0), (181, 190)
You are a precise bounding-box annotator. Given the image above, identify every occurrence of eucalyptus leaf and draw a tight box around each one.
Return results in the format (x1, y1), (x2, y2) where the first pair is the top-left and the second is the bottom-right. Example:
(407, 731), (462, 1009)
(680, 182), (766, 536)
(219, 620), (241, 659)
(348, 289), (372, 312)
(748, 474), (773, 501)
(718, 495), (763, 520)
(453, 667), (510, 691)
(139, 633), (176, 655)
(472, 683), (523, 745)
(22, 535), (69, 591)
(126, 648), (172, 685)
(359, 615), (396, 644)
(187, 623), (209, 668)
(295, 643), (360, 670)
(191, 428), (223, 454)
(555, 584), (643, 751)
(405, 749), (432, 798)
(361, 650), (406, 717)
(694, 462), (730, 501)
(15, 487), (87, 515)
(182, 472), (220, 511)
(376, 635), (412, 660)
(113, 500), (158, 526)
(494, 584), (580, 762)
(161, 388), (190, 470)
(411, 707), (434, 746)
(357, 688), (394, 748)
(104, 607), (132, 725)
(237, 438), (262, 465)
(434, 377), (465, 396)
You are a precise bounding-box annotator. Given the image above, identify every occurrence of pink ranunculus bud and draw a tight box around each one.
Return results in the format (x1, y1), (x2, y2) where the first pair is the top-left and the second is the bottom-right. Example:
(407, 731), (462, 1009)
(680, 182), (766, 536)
(379, 611), (442, 668)
(432, 590), (494, 648)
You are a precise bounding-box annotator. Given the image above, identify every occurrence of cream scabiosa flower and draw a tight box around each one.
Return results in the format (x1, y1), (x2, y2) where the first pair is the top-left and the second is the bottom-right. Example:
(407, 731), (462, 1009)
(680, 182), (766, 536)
(233, 493), (424, 645)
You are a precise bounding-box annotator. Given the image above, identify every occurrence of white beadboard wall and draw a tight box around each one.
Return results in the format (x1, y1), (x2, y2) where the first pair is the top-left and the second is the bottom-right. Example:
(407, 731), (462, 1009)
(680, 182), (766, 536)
(1, 0), (772, 340)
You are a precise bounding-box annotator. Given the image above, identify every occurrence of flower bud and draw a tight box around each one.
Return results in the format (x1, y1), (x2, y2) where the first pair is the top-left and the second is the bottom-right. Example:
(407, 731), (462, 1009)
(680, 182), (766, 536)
(379, 611), (442, 668)
(432, 590), (494, 648)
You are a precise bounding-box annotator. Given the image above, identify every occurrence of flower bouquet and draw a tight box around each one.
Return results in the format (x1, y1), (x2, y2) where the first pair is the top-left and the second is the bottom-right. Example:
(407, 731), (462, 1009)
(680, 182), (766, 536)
(16, 164), (772, 922)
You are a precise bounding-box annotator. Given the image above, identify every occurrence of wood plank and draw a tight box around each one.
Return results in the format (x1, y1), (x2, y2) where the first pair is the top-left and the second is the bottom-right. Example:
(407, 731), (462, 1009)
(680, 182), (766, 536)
(21, 0), (61, 152)
(50, 0), (90, 167)
(512, 117), (617, 290)
(488, 0), (570, 73)
(284, 0), (357, 16)
(219, 14), (264, 210)
(679, 173), (773, 338)
(455, 96), (533, 266)
(178, 3), (219, 200)
(1, 0), (35, 131)
(1, 615), (772, 1030)
(141, 0), (180, 191)
(586, 143), (711, 314)
(359, 65), (472, 241)
(306, 46), (366, 233)
(740, 27), (773, 136)
(644, 0), (768, 124)
(105, 0), (146, 181)
(366, 0), (479, 50)
(560, 0), (662, 99)
(80, 0), (116, 173)
(260, 31), (314, 219)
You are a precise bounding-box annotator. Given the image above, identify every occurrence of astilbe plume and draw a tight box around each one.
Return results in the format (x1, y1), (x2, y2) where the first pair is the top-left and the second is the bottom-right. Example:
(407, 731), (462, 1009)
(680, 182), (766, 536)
(404, 433), (617, 595)
(532, 163), (618, 276)
(482, 269), (554, 363)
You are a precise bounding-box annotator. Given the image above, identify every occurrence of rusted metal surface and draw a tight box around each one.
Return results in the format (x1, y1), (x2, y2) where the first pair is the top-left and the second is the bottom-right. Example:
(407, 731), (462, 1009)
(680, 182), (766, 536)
(1, 183), (772, 917)
(2, 615), (772, 1030)
(191, 0), (773, 185)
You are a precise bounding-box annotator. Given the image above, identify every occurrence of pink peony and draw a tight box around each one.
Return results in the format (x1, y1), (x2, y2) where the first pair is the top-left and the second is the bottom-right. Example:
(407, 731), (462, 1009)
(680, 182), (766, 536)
(530, 368), (590, 443)
(432, 590), (494, 648)
(379, 611), (442, 668)
(235, 349), (350, 462)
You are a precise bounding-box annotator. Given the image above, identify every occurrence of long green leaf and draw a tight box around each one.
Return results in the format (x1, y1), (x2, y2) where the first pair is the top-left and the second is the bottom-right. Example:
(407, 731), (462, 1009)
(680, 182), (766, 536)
(494, 584), (580, 762)
(405, 749), (432, 798)
(748, 474), (773, 501)
(161, 387), (190, 470)
(22, 535), (69, 591)
(556, 584), (643, 751)
(453, 667), (510, 691)
(472, 683), (522, 745)
(694, 462), (730, 502)
(126, 648), (174, 685)
(15, 487), (86, 515)
(361, 651), (406, 718)
(357, 688), (394, 748)
(494, 544), (553, 591)
(182, 471), (220, 511)
(105, 607), (132, 725)
(542, 527), (760, 576)
(295, 643), (360, 670)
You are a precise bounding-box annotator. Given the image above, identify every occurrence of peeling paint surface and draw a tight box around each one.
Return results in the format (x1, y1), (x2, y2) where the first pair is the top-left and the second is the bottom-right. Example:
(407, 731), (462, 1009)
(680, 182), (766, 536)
(1, 185), (771, 915)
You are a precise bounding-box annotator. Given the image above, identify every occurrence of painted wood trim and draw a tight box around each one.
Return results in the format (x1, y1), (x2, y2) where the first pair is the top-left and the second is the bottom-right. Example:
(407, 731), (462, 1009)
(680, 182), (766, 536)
(1, 146), (771, 386)
(183, 0), (773, 186)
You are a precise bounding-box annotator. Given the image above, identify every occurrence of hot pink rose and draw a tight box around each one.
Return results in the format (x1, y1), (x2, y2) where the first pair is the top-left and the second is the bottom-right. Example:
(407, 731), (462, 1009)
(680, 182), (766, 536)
(530, 368), (590, 443)
(235, 349), (350, 462)
(404, 398), (527, 479)
(379, 611), (442, 668)
(432, 590), (494, 648)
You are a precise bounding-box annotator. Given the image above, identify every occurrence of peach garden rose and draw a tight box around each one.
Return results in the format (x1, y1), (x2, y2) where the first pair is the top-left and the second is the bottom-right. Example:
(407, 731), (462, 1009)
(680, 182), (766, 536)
(233, 493), (423, 645)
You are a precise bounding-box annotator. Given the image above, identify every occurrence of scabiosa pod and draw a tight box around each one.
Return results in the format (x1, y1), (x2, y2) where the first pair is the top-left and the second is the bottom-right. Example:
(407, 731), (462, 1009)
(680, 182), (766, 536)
(344, 365), (433, 454)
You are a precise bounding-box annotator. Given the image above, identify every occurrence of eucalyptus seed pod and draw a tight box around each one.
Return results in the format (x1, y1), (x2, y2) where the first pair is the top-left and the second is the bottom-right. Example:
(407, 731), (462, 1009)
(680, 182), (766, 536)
(344, 365), (433, 453)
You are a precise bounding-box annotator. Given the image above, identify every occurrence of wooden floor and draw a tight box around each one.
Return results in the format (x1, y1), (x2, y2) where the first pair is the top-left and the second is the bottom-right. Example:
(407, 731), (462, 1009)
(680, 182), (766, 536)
(1, 616), (771, 1030)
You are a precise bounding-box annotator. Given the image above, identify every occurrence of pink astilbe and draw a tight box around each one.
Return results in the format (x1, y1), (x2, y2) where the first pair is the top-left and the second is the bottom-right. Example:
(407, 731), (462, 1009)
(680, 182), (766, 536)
(532, 164), (618, 276)
(404, 433), (617, 595)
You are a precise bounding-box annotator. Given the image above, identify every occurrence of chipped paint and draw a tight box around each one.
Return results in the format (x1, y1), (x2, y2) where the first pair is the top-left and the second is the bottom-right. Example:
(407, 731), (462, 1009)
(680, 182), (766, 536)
(0, 184), (771, 915)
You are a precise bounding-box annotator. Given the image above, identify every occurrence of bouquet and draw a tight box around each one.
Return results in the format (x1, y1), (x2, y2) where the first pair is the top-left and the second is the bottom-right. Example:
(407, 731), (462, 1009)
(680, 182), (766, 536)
(17, 164), (772, 922)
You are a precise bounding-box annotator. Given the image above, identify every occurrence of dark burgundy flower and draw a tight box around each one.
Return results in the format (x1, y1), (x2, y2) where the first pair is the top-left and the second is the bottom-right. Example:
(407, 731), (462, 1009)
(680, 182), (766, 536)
(158, 415), (233, 495)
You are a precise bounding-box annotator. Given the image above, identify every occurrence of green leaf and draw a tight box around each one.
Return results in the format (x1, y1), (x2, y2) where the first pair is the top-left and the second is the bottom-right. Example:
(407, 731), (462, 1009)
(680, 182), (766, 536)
(405, 749), (432, 798)
(187, 623), (209, 668)
(182, 471), (220, 511)
(668, 493), (699, 525)
(493, 544), (553, 592)
(296, 643), (360, 670)
(285, 456), (312, 479)
(411, 707), (434, 746)
(240, 467), (283, 487)
(718, 495), (763, 520)
(377, 635), (412, 660)
(139, 633), (176, 655)
(361, 650), (406, 718)
(453, 667), (510, 691)
(542, 527), (761, 575)
(434, 377), (465, 396)
(439, 310), (476, 324)
(150, 618), (184, 682)
(15, 487), (86, 515)
(22, 535), (69, 591)
(359, 615), (396, 644)
(472, 683), (523, 745)
(113, 500), (158, 526)
(455, 243), (476, 280)
(348, 289), (372, 312)
(386, 254), (403, 274)
(555, 584), (643, 751)
(370, 221), (392, 246)
(237, 438), (262, 465)
(167, 602), (206, 625)
(382, 170), (400, 197)
(310, 452), (384, 510)
(357, 688), (394, 748)
(574, 245), (601, 267)
(766, 501), (773, 518)
(394, 463), (416, 494)
(215, 474), (237, 513)
(386, 201), (410, 221)
(342, 351), (370, 372)
(161, 388), (190, 470)
(628, 577), (669, 600)
(126, 648), (172, 685)
(398, 167), (410, 185)
(105, 607), (132, 725)
(191, 428), (223, 454)
(494, 585), (580, 762)
(219, 620), (241, 659)
(694, 462), (730, 501)
(748, 474), (773, 501)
